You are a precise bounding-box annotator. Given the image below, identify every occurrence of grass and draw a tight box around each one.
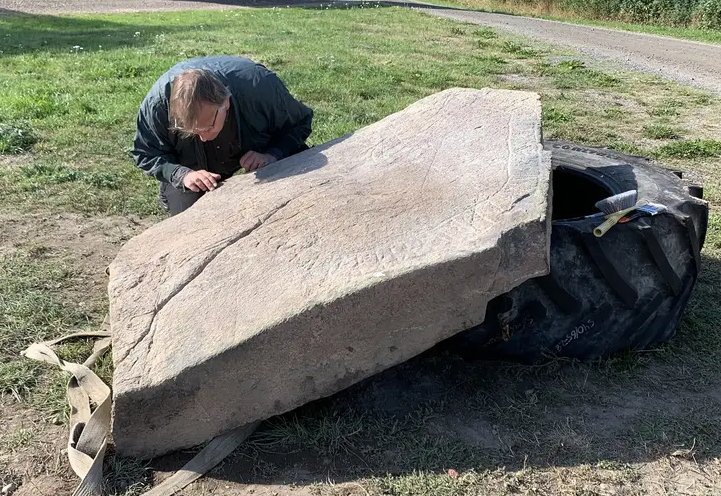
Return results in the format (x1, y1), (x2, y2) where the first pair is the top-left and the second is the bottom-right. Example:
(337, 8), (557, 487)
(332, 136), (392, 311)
(537, 59), (623, 89)
(656, 138), (721, 158)
(0, 427), (34, 452)
(631, 404), (721, 458)
(0, 251), (85, 396)
(0, 245), (112, 422)
(0, 121), (37, 154)
(1, 5), (721, 496)
(643, 124), (682, 140)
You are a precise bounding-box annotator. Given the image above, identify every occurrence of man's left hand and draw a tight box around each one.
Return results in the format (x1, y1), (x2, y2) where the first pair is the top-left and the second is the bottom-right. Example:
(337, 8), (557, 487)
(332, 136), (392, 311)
(240, 151), (277, 172)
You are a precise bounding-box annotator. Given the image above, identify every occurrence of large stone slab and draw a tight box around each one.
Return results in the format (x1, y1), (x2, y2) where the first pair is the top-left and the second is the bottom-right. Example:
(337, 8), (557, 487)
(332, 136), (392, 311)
(109, 88), (551, 457)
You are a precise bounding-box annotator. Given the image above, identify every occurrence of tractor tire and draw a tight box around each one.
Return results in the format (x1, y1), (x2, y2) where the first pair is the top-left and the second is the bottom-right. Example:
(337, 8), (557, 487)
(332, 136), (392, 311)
(450, 140), (709, 362)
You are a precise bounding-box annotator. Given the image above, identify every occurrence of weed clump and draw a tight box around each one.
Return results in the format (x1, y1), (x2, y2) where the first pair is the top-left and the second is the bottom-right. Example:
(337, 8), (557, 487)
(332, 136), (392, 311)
(502, 40), (538, 57)
(19, 162), (122, 189)
(0, 121), (37, 154)
(538, 59), (621, 89)
(644, 124), (681, 140)
(543, 105), (573, 125)
(657, 139), (721, 158)
(474, 27), (498, 39)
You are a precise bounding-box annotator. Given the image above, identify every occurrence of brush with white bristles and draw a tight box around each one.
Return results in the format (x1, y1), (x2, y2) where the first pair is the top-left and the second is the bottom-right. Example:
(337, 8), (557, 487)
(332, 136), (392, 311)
(593, 190), (646, 237)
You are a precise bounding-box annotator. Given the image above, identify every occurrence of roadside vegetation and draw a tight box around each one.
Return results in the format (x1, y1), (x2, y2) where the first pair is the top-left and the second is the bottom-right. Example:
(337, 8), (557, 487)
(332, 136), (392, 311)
(459, 0), (721, 28)
(1, 6), (721, 495)
(445, 0), (721, 43)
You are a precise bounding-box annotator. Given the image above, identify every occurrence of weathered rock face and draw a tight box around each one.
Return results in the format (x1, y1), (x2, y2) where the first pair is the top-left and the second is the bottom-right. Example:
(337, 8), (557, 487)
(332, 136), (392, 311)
(109, 88), (552, 458)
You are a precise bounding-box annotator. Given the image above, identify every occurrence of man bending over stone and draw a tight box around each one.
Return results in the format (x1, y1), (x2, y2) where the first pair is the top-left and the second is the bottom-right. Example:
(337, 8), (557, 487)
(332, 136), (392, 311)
(132, 55), (313, 215)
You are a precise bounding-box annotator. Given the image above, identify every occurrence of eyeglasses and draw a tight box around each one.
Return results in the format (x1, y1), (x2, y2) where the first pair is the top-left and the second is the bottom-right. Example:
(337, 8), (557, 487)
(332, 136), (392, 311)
(191, 103), (225, 134)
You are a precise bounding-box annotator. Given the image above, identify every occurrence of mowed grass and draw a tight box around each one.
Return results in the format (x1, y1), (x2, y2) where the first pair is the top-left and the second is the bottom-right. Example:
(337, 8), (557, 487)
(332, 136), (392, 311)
(2, 6), (721, 496)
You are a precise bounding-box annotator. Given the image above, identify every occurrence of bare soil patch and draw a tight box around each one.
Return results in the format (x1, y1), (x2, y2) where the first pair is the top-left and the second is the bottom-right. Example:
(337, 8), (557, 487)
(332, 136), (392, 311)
(0, 400), (73, 496)
(0, 211), (153, 303)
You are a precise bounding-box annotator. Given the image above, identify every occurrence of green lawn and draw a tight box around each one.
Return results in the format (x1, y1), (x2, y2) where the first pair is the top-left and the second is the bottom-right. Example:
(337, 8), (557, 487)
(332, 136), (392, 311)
(1, 6), (721, 496)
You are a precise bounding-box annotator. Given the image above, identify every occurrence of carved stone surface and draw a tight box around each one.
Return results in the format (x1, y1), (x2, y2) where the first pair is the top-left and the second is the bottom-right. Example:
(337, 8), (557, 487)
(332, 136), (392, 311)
(109, 88), (551, 457)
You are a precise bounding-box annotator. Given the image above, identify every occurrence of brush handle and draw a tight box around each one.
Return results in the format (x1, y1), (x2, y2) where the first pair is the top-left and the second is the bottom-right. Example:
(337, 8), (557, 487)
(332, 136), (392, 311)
(594, 206), (639, 237)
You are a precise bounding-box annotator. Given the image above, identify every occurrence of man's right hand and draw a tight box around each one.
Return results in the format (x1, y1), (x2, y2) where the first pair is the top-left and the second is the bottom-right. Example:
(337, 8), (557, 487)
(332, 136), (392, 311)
(182, 170), (222, 192)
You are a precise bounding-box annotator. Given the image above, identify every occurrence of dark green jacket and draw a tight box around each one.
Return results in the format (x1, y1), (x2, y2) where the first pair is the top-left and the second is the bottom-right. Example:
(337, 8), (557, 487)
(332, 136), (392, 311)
(132, 56), (313, 187)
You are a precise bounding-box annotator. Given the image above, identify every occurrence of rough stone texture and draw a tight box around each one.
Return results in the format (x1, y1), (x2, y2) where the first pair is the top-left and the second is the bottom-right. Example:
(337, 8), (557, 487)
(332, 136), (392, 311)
(109, 88), (551, 458)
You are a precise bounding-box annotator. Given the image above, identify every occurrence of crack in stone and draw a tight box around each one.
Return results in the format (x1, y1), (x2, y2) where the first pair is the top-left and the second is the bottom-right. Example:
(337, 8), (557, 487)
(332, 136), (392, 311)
(512, 192), (532, 206)
(143, 197), (296, 357)
(123, 198), (296, 367)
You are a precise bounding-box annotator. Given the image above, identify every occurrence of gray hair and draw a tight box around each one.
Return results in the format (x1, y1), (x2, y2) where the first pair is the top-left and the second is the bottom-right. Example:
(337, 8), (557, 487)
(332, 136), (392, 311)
(169, 68), (230, 135)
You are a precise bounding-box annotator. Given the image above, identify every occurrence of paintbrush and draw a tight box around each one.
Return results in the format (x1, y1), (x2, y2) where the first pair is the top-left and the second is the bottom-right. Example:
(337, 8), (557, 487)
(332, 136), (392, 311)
(593, 190), (647, 237)
(618, 202), (667, 223)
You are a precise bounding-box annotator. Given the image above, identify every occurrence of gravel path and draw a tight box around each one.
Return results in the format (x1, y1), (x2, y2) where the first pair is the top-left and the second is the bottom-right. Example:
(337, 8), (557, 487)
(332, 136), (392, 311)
(2, 0), (721, 94)
(420, 7), (721, 94)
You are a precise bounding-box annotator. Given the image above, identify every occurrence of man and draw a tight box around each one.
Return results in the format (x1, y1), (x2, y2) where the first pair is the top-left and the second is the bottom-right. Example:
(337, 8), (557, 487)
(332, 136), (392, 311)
(132, 55), (313, 215)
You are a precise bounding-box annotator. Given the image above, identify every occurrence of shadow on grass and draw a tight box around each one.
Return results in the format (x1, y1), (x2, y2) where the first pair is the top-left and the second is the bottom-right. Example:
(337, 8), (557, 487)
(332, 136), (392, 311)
(0, 11), (192, 55)
(172, 0), (465, 8)
(0, 1), (474, 57)
(129, 251), (721, 490)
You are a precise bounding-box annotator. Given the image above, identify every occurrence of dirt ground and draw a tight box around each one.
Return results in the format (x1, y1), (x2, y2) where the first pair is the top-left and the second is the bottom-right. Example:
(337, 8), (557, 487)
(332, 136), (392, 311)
(2, 207), (721, 496)
(0, 212), (149, 495)
(2, 208), (720, 496)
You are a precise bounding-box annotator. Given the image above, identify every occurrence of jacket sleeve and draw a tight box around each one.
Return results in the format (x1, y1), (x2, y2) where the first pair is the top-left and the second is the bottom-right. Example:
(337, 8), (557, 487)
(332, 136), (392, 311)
(262, 74), (313, 160)
(132, 99), (191, 187)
